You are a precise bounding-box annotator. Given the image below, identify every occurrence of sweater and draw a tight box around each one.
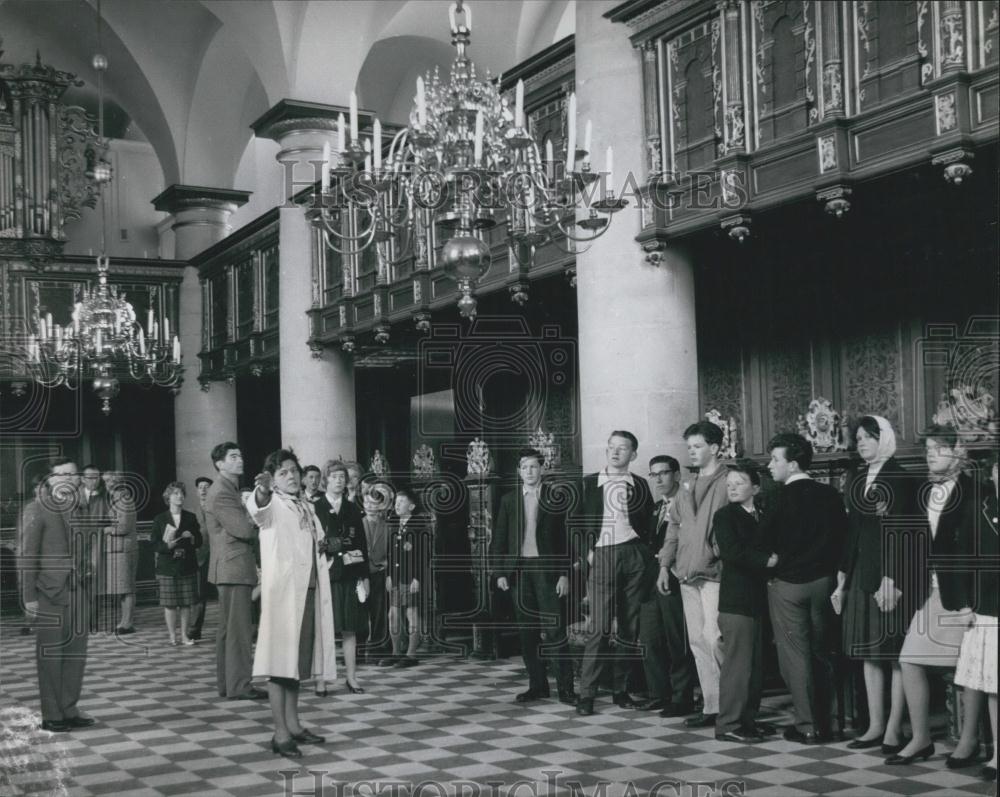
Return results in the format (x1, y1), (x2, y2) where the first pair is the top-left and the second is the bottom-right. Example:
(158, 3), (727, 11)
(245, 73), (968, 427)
(758, 478), (847, 583)
(657, 465), (729, 583)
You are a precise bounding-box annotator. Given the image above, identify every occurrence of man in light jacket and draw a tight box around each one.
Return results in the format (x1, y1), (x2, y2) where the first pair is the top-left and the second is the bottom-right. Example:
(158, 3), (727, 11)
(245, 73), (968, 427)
(656, 420), (730, 728)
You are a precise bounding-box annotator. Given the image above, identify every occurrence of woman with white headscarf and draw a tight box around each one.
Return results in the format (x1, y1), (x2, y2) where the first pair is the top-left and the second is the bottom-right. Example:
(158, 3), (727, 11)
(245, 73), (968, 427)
(831, 415), (915, 754)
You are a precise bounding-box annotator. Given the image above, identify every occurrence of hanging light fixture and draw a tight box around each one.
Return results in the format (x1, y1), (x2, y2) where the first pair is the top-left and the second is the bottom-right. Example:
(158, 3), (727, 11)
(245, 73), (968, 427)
(24, 0), (182, 414)
(309, 0), (625, 319)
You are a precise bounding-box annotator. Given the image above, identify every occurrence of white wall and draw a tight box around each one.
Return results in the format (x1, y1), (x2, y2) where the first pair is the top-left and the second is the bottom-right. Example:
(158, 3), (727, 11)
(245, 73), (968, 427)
(62, 139), (168, 259)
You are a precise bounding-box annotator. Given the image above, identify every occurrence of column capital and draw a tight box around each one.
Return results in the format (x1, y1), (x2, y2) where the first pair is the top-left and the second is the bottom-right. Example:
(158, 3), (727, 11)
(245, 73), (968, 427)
(250, 98), (384, 161)
(152, 184), (252, 215)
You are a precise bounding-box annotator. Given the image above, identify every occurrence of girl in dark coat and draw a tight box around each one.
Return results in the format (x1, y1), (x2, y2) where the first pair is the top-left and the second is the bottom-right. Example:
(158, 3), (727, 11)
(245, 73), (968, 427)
(832, 416), (915, 753)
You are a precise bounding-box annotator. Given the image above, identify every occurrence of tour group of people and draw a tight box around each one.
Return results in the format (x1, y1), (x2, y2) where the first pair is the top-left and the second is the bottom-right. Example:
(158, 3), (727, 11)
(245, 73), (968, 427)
(17, 417), (998, 781)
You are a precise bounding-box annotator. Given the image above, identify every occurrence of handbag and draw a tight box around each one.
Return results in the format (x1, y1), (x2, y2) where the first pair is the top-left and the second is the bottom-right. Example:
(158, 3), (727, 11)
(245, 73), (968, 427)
(342, 549), (365, 565)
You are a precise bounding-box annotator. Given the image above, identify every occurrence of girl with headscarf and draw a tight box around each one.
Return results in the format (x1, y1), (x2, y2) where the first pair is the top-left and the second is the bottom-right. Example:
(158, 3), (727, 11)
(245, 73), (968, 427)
(831, 415), (915, 753)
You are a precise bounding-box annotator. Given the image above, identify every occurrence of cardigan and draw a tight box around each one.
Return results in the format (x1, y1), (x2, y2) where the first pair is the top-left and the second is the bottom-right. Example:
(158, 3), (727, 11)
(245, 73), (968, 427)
(151, 509), (203, 577)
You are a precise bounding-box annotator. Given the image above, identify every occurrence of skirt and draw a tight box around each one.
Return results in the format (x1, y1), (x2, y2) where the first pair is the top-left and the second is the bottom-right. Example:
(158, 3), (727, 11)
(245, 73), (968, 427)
(842, 581), (909, 660)
(954, 614), (998, 694)
(157, 573), (199, 607)
(331, 578), (368, 634)
(898, 587), (971, 667)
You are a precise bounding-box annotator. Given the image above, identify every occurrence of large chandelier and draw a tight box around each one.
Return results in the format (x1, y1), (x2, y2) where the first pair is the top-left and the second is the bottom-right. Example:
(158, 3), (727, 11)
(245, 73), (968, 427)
(310, 0), (625, 319)
(24, 0), (181, 414)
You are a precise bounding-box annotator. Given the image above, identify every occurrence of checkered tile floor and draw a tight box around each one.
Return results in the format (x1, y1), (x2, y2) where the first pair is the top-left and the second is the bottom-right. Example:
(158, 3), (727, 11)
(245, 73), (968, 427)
(1, 604), (996, 797)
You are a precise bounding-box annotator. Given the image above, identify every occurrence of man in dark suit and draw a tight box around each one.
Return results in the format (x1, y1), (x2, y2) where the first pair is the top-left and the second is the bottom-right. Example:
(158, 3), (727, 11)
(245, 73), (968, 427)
(636, 454), (696, 715)
(760, 432), (848, 744)
(205, 442), (265, 700)
(21, 458), (98, 732)
(491, 447), (576, 705)
(574, 430), (655, 716)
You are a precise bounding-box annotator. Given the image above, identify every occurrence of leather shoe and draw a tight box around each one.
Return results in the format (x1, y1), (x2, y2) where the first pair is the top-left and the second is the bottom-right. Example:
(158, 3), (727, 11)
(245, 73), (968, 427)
(575, 697), (595, 716)
(783, 726), (822, 745)
(847, 735), (885, 750)
(881, 739), (907, 755)
(684, 712), (718, 728)
(557, 689), (579, 706)
(377, 656), (400, 667)
(946, 746), (981, 769)
(65, 716), (96, 728)
(40, 720), (71, 733)
(753, 722), (777, 736)
(396, 656), (420, 667)
(885, 742), (934, 765)
(271, 736), (303, 759)
(232, 688), (268, 700)
(980, 765), (996, 781)
(613, 692), (638, 708)
(114, 626), (135, 636)
(659, 702), (694, 718)
(716, 728), (764, 743)
(188, 631), (202, 641)
(515, 688), (550, 703)
(636, 698), (667, 711)
(291, 728), (326, 745)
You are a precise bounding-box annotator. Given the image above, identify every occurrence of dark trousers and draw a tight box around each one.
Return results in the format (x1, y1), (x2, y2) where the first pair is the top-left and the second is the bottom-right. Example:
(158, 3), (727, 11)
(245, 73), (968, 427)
(215, 584), (254, 697)
(579, 540), (650, 699)
(717, 612), (763, 733)
(513, 564), (573, 692)
(768, 576), (835, 734)
(364, 570), (389, 654)
(36, 587), (90, 722)
(190, 560), (210, 635)
(639, 574), (695, 704)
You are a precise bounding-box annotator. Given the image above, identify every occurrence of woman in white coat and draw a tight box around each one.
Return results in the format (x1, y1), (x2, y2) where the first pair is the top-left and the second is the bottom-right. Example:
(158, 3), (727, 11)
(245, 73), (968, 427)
(245, 448), (338, 759)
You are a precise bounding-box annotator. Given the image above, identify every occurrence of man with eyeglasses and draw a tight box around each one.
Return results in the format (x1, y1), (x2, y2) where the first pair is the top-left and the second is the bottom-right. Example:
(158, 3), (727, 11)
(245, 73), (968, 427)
(636, 455), (696, 715)
(574, 430), (655, 716)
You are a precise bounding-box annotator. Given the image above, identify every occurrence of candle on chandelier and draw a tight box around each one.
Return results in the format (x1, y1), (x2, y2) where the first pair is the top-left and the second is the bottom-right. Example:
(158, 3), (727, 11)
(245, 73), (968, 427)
(515, 79), (525, 129)
(28, 334), (37, 362)
(349, 91), (359, 143)
(321, 141), (331, 192)
(172, 336), (181, 364)
(138, 327), (146, 356)
(565, 93), (577, 172)
(163, 317), (170, 342)
(147, 308), (154, 336)
(416, 76), (427, 127)
(373, 119), (382, 170)
(337, 113), (346, 153)
(54, 324), (62, 347)
(363, 138), (372, 174)
(45, 312), (53, 331)
(95, 327), (103, 352)
(545, 139), (554, 181)
(605, 145), (614, 195)
(152, 320), (159, 342)
(473, 111), (484, 166)
(38, 317), (47, 342)
(583, 120), (593, 166)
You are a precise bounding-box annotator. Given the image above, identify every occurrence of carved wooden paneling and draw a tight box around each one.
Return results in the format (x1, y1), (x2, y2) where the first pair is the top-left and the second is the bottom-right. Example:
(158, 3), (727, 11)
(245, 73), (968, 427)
(855, 1), (923, 112)
(753, 0), (813, 147)
(765, 345), (813, 436)
(978, 1), (1000, 70)
(666, 19), (720, 172)
(701, 352), (744, 431)
(840, 328), (904, 434)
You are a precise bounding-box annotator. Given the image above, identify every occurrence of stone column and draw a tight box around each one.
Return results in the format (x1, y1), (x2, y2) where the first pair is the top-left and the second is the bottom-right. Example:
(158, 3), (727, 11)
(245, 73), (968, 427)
(575, 1), (700, 471)
(152, 185), (250, 494)
(252, 101), (358, 466)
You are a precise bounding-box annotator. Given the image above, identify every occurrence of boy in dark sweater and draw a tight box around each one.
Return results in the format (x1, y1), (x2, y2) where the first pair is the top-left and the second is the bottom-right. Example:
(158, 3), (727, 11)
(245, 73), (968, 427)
(760, 433), (847, 744)
(712, 460), (778, 742)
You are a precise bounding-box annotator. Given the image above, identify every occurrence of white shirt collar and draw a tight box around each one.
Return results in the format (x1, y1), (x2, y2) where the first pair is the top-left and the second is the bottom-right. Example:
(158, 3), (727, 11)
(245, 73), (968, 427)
(522, 483), (540, 496)
(785, 472), (811, 485)
(598, 469), (634, 488)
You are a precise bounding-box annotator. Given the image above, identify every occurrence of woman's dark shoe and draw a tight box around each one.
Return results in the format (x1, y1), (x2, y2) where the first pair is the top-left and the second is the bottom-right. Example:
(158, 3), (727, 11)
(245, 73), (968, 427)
(271, 736), (303, 759)
(345, 681), (365, 694)
(291, 729), (326, 745)
(945, 746), (981, 769)
(885, 742), (934, 765)
(881, 739), (908, 755)
(847, 735), (885, 750)
(314, 689), (329, 698)
(980, 765), (996, 781)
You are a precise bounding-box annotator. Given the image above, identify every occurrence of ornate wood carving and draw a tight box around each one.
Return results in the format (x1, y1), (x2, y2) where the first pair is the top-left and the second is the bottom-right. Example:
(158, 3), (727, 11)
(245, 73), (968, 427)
(841, 328), (903, 434)
(767, 347), (813, 436)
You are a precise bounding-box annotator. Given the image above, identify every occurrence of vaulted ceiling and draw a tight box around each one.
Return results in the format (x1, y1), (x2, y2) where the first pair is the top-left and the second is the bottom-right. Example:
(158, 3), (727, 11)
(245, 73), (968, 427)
(2, 0), (574, 191)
